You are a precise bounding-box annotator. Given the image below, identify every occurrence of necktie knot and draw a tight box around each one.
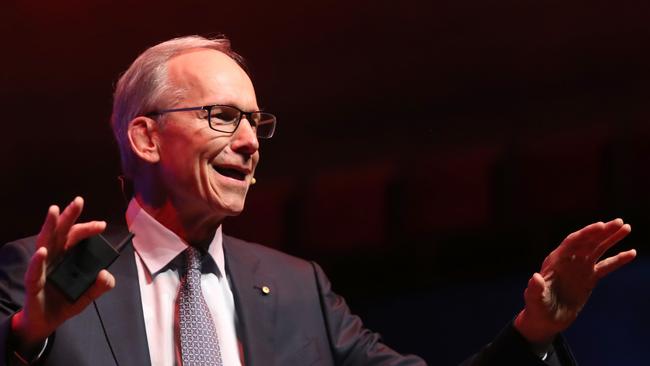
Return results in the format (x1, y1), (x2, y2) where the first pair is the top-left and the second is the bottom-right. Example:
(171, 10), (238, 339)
(184, 246), (202, 271)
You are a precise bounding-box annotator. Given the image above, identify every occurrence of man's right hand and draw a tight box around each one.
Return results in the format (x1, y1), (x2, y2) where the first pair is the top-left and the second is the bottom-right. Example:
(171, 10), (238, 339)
(11, 197), (115, 349)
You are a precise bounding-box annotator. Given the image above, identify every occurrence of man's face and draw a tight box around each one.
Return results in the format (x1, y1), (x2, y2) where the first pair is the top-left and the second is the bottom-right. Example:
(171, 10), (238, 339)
(152, 48), (260, 220)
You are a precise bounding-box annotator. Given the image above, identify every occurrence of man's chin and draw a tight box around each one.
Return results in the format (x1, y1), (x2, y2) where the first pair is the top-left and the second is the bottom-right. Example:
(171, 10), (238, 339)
(209, 198), (246, 217)
(224, 207), (244, 217)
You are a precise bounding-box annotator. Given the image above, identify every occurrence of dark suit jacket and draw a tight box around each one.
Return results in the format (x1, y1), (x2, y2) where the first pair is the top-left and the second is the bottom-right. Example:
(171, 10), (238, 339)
(0, 228), (575, 365)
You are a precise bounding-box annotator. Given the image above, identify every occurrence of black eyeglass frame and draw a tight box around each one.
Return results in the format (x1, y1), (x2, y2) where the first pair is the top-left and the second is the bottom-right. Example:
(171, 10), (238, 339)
(145, 104), (276, 138)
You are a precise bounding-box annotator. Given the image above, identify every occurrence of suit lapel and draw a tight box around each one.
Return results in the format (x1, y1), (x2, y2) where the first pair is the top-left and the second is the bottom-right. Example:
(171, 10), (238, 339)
(94, 237), (151, 366)
(224, 236), (277, 366)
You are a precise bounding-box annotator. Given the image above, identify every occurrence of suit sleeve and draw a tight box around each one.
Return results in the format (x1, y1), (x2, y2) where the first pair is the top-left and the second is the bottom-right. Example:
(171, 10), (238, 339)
(310, 261), (426, 366)
(460, 322), (577, 366)
(0, 238), (41, 365)
(310, 261), (576, 366)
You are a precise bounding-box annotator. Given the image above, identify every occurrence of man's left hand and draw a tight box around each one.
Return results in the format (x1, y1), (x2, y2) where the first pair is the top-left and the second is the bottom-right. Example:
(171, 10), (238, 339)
(514, 218), (636, 345)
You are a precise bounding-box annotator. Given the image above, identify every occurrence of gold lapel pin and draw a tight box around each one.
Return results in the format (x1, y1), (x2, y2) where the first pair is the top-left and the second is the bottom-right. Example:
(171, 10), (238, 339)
(255, 285), (271, 295)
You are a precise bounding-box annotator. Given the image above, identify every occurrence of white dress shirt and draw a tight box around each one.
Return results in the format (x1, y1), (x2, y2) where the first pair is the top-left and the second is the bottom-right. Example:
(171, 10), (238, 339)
(126, 199), (242, 366)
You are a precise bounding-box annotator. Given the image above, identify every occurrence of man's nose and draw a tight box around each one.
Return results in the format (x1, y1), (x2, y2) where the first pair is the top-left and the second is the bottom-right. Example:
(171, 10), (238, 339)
(231, 117), (259, 154)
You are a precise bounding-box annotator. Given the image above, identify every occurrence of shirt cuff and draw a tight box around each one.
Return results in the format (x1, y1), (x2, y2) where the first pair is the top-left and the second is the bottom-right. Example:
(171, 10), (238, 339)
(12, 337), (48, 365)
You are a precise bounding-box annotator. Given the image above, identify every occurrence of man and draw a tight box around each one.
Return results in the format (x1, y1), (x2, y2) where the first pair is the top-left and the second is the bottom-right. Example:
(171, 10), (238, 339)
(0, 35), (637, 365)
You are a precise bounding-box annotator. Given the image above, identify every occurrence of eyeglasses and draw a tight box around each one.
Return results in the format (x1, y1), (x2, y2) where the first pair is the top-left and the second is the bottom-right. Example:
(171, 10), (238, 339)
(146, 104), (276, 138)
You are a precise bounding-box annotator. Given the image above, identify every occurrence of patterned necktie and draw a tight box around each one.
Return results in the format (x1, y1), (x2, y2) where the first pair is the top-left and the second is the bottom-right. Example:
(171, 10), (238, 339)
(176, 246), (223, 365)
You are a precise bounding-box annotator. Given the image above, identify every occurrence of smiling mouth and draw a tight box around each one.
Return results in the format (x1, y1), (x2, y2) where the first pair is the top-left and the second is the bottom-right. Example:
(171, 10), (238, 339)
(213, 166), (247, 181)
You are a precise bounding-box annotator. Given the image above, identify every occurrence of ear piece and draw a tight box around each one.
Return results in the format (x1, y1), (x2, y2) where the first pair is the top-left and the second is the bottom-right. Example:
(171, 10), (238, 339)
(117, 175), (134, 204)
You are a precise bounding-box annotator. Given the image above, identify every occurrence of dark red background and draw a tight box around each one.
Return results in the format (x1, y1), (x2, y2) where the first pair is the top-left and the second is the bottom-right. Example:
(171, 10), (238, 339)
(2, 1), (649, 364)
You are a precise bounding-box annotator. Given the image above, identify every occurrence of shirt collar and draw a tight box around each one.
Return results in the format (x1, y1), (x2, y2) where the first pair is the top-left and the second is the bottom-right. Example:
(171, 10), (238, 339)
(125, 198), (225, 278)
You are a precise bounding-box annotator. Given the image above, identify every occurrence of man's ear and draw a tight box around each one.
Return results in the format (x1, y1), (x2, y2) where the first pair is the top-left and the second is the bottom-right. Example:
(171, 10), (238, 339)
(127, 116), (161, 164)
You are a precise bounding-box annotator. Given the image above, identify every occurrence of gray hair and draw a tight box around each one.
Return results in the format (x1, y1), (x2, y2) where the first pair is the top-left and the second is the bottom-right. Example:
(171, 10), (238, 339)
(111, 35), (246, 178)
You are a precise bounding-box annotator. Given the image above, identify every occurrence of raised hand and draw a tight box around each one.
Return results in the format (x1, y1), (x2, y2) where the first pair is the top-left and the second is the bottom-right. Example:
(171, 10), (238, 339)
(11, 197), (115, 348)
(514, 218), (636, 345)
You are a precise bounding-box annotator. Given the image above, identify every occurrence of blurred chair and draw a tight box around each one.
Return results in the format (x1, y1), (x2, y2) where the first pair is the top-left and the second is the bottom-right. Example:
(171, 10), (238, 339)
(499, 125), (611, 222)
(396, 143), (503, 238)
(294, 159), (397, 255)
